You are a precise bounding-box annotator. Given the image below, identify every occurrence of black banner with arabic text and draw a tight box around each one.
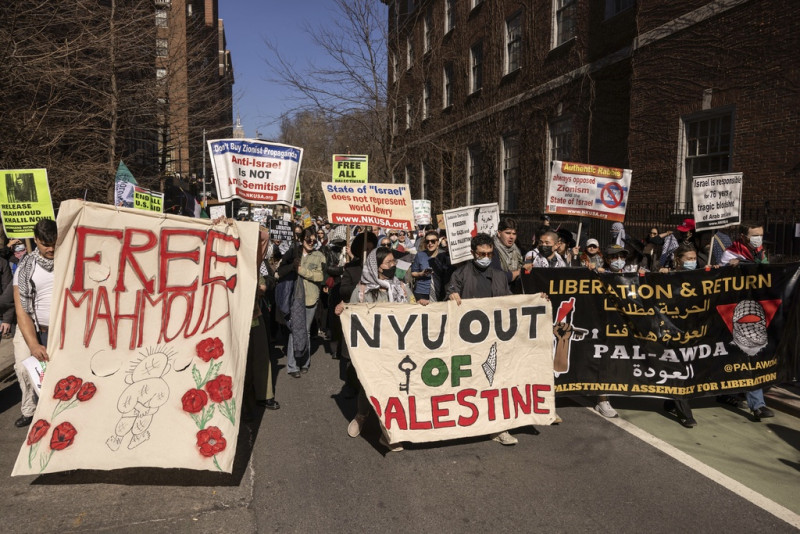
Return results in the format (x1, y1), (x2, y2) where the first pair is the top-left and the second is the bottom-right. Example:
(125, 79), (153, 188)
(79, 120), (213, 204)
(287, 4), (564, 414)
(522, 264), (800, 399)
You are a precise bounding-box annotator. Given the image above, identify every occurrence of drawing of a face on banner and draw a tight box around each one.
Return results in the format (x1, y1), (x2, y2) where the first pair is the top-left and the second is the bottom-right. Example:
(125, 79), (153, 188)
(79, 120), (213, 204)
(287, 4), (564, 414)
(730, 300), (768, 355)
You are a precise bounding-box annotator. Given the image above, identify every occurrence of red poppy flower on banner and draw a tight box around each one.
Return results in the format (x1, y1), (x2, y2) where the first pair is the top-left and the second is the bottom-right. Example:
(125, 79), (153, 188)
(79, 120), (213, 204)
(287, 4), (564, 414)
(195, 337), (224, 362)
(182, 389), (209, 414)
(27, 419), (51, 446)
(50, 422), (78, 451)
(53, 376), (83, 401)
(205, 375), (233, 403)
(196, 426), (226, 457)
(76, 382), (97, 402)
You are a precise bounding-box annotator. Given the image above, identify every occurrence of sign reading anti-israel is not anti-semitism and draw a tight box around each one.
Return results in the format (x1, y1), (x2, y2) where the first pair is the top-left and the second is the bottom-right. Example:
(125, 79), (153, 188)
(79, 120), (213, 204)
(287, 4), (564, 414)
(12, 201), (258, 476)
(207, 138), (303, 205)
(340, 295), (556, 444)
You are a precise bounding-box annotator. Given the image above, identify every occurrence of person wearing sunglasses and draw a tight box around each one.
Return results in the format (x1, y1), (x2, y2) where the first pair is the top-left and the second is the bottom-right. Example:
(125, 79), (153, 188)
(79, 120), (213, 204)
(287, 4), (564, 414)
(410, 230), (442, 304)
(277, 228), (327, 378)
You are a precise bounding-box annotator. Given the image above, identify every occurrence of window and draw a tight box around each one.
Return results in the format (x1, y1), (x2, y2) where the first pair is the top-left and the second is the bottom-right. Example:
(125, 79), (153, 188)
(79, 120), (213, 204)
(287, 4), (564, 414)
(406, 96), (412, 129)
(679, 110), (734, 207)
(444, 0), (455, 34)
(424, 7), (433, 53)
(467, 145), (483, 206)
(470, 41), (483, 94)
(156, 38), (168, 58)
(406, 35), (414, 70)
(505, 12), (522, 74)
(553, 0), (577, 48)
(605, 0), (635, 19)
(422, 81), (431, 120)
(442, 63), (453, 108)
(155, 9), (168, 28)
(156, 67), (167, 80)
(548, 118), (573, 164)
(502, 135), (520, 211)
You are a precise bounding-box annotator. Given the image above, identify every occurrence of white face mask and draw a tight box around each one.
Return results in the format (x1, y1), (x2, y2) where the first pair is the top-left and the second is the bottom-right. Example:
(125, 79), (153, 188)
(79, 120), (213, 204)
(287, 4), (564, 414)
(749, 235), (763, 248)
(473, 257), (492, 269)
(682, 260), (697, 270)
(610, 259), (626, 271)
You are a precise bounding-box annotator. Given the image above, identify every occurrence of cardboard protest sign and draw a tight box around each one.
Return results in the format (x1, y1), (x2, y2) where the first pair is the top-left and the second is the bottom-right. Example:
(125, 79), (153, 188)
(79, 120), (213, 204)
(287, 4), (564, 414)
(692, 173), (743, 231)
(12, 201), (257, 475)
(546, 161), (632, 222)
(412, 199), (432, 226)
(321, 182), (414, 230)
(332, 154), (368, 183)
(341, 295), (556, 444)
(0, 169), (56, 238)
(269, 218), (294, 242)
(443, 203), (500, 264)
(208, 139), (303, 205)
(133, 186), (163, 213)
(522, 265), (799, 398)
(208, 205), (227, 220)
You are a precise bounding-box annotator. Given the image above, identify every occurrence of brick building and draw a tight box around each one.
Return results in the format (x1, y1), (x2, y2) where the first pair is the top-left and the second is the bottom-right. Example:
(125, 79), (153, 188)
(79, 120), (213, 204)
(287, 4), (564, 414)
(386, 0), (799, 253)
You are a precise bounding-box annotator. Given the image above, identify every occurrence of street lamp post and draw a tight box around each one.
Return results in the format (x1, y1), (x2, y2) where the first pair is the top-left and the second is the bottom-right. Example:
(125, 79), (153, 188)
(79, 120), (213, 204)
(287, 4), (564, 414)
(201, 125), (234, 208)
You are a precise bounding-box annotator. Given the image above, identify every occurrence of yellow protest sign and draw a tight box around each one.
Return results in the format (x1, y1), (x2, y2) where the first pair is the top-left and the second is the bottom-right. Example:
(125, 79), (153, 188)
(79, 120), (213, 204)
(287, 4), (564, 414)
(332, 155), (368, 183)
(0, 168), (56, 238)
(133, 186), (164, 213)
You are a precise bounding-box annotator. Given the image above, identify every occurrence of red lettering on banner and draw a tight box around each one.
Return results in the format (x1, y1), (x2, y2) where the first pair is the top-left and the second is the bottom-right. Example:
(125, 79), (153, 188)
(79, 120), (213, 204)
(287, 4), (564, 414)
(408, 396), (432, 430)
(456, 389), (479, 427)
(159, 229), (205, 293)
(72, 227), (123, 292)
(203, 229), (239, 290)
(501, 388), (511, 420)
(115, 229), (157, 293)
(431, 394), (456, 428)
(384, 397), (408, 430)
(512, 385), (532, 417)
(533, 385), (551, 414)
(480, 389), (499, 420)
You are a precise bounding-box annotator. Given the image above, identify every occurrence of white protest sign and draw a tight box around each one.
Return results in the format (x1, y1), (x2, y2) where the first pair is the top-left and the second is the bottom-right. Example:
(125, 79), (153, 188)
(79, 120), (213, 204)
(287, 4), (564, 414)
(321, 182), (414, 230)
(412, 199), (432, 226)
(691, 173), (743, 231)
(208, 139), (303, 206)
(208, 205), (227, 220)
(443, 203), (500, 264)
(341, 295), (555, 444)
(546, 161), (632, 222)
(12, 201), (257, 475)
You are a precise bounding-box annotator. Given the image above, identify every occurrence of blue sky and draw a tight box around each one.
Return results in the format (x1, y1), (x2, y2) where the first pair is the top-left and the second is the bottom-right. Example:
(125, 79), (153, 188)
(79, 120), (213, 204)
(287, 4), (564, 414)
(220, 1), (342, 141)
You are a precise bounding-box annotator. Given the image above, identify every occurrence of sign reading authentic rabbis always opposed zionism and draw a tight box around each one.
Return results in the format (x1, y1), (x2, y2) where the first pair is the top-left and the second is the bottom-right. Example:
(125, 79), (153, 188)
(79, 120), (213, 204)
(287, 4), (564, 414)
(13, 201), (257, 475)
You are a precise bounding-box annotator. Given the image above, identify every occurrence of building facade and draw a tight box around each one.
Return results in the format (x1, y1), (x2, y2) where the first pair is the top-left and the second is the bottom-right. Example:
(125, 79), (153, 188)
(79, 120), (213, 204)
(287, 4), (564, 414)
(387, 0), (799, 253)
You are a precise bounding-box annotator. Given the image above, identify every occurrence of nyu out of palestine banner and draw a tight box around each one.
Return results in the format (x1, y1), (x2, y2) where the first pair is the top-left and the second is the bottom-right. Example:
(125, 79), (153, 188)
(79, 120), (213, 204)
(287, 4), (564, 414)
(321, 182), (414, 230)
(0, 168), (56, 238)
(12, 201), (257, 475)
(340, 295), (556, 444)
(521, 264), (799, 399)
(546, 161), (632, 222)
(332, 154), (368, 183)
(691, 172), (743, 231)
(208, 138), (303, 205)
(443, 203), (500, 264)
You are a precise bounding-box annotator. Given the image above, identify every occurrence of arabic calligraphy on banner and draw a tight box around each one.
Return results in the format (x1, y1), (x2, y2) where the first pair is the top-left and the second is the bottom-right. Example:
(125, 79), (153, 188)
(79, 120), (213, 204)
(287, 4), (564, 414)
(522, 264), (799, 399)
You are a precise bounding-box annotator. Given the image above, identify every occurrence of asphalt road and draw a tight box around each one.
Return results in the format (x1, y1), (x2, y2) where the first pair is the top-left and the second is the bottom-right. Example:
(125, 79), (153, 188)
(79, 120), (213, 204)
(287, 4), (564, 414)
(1, 338), (798, 533)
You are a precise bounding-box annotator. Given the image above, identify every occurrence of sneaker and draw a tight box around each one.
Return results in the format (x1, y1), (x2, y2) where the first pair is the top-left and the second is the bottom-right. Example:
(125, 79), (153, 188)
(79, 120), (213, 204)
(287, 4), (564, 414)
(378, 434), (404, 452)
(552, 413), (563, 425)
(300, 367), (309, 374)
(14, 415), (33, 428)
(595, 400), (618, 418)
(258, 399), (280, 410)
(680, 416), (698, 428)
(288, 371), (301, 378)
(347, 414), (366, 438)
(491, 431), (518, 446)
(753, 406), (774, 420)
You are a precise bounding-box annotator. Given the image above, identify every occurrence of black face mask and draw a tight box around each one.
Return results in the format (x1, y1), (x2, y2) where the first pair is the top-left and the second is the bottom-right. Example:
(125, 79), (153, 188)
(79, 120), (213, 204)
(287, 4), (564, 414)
(648, 236), (664, 246)
(380, 266), (396, 279)
(538, 245), (553, 257)
(330, 246), (342, 254)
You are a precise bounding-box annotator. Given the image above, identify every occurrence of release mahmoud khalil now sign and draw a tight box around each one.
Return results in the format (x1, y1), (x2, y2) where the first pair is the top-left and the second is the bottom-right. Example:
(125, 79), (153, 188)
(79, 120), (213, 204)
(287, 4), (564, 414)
(340, 295), (556, 444)
(12, 201), (257, 475)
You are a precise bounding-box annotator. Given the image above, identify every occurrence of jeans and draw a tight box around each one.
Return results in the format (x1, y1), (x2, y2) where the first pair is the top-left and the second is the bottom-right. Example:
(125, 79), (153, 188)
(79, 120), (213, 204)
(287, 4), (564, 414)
(287, 304), (316, 373)
(13, 328), (48, 417)
(746, 389), (766, 411)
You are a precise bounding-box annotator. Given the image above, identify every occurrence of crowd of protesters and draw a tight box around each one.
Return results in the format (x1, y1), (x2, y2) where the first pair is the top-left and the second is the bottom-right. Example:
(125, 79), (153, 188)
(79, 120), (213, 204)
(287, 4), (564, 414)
(5, 213), (779, 451)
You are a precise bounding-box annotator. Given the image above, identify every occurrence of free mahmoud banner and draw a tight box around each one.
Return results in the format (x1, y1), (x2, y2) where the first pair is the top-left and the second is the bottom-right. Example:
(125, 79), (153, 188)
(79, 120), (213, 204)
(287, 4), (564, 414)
(340, 295), (556, 444)
(12, 201), (257, 475)
(521, 265), (800, 399)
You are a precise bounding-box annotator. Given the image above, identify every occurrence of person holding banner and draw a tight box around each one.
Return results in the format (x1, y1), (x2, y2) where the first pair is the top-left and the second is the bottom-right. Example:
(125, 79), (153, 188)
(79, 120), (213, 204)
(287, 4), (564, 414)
(339, 246), (415, 452)
(12, 219), (57, 428)
(446, 233), (519, 446)
(525, 231), (567, 268)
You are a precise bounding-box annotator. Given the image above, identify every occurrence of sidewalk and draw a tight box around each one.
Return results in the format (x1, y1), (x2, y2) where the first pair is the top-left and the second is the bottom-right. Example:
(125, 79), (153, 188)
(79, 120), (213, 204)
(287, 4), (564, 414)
(766, 383), (800, 418)
(0, 335), (13, 380)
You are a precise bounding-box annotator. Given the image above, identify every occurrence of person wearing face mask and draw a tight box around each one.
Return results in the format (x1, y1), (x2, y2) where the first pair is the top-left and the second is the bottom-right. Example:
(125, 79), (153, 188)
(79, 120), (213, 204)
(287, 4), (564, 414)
(277, 228), (327, 378)
(659, 219), (696, 269)
(717, 222), (774, 421)
(335, 246), (415, 452)
(579, 238), (604, 271)
(524, 230), (566, 268)
(447, 233), (519, 446)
